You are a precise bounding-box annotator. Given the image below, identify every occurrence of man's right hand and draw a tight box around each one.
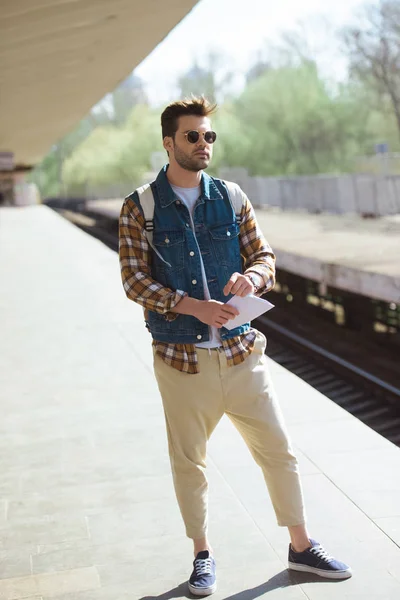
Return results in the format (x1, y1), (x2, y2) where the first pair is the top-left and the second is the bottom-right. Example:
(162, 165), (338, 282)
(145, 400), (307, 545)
(193, 299), (240, 328)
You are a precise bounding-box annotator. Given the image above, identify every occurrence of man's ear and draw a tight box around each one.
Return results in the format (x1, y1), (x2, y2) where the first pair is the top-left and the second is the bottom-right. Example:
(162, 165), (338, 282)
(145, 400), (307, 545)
(163, 136), (173, 155)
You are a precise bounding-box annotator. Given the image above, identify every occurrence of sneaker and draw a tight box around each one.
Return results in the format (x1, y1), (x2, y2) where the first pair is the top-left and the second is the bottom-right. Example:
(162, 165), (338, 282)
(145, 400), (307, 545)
(288, 538), (352, 580)
(188, 550), (217, 596)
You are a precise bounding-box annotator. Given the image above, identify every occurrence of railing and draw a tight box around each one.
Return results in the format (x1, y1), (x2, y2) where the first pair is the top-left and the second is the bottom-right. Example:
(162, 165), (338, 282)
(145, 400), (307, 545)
(219, 168), (400, 216)
(65, 168), (400, 217)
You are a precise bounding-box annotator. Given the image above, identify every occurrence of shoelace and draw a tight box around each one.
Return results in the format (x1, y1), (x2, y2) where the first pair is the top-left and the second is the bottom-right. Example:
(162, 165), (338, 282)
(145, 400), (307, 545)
(194, 557), (212, 576)
(310, 545), (334, 563)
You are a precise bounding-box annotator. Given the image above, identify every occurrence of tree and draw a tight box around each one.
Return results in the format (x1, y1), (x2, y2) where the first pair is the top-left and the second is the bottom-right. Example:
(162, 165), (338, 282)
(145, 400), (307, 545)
(62, 105), (161, 194)
(246, 58), (270, 84)
(178, 63), (217, 103)
(111, 74), (147, 124)
(209, 103), (253, 175)
(31, 77), (149, 198)
(178, 52), (233, 103)
(342, 0), (400, 141)
(30, 113), (101, 198)
(233, 61), (371, 176)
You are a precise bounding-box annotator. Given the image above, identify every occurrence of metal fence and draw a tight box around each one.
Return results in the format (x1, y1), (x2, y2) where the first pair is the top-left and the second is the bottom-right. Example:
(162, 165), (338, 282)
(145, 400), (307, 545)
(73, 167), (400, 217)
(219, 168), (400, 216)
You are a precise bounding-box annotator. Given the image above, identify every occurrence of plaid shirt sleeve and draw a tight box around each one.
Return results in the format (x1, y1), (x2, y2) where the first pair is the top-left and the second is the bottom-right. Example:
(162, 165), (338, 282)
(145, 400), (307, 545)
(119, 195), (186, 317)
(239, 192), (276, 295)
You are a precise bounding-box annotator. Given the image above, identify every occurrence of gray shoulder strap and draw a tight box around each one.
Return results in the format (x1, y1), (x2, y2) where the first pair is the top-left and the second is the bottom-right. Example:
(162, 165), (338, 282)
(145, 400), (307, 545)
(136, 183), (154, 233)
(224, 180), (244, 223)
(135, 182), (171, 268)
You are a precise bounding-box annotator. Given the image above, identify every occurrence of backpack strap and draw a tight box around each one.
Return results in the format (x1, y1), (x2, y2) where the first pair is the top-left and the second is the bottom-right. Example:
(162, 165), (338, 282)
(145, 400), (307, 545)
(224, 180), (244, 225)
(136, 183), (155, 244)
(136, 182), (171, 268)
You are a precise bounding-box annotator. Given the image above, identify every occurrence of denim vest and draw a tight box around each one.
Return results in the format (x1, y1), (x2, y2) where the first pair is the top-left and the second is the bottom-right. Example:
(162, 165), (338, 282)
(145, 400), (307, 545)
(128, 165), (250, 343)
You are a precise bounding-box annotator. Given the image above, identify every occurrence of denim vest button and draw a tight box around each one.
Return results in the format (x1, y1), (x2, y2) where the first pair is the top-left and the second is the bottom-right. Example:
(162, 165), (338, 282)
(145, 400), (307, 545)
(165, 238), (170, 244)
(185, 223), (190, 227)
(227, 231), (231, 236)
(176, 200), (181, 204)
(189, 251), (195, 256)
(197, 334), (202, 340)
(192, 279), (197, 285)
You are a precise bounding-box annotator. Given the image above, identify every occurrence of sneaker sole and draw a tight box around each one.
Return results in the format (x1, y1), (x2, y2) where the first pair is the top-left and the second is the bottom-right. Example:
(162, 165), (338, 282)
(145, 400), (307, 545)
(188, 581), (217, 596)
(288, 561), (352, 580)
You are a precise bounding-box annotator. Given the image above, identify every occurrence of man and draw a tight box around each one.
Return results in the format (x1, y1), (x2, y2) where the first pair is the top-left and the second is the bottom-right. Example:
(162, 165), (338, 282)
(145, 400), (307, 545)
(119, 97), (352, 596)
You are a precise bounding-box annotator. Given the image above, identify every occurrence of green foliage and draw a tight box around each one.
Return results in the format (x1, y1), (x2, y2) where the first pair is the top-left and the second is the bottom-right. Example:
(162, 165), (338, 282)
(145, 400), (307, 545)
(30, 149), (63, 198)
(231, 61), (371, 175)
(208, 103), (253, 175)
(111, 74), (148, 125)
(62, 105), (162, 194)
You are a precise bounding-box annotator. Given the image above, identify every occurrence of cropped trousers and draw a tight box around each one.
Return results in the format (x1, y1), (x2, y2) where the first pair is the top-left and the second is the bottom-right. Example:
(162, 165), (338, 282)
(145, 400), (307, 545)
(153, 329), (306, 539)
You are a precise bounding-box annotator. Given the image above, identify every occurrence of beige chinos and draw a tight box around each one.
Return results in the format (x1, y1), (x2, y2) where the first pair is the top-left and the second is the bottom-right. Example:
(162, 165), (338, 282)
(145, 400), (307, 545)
(153, 330), (306, 539)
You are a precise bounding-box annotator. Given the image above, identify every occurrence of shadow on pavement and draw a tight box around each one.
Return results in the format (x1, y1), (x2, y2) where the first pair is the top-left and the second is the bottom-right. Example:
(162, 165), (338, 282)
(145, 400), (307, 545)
(138, 568), (330, 600)
(138, 581), (191, 600)
(219, 569), (340, 599)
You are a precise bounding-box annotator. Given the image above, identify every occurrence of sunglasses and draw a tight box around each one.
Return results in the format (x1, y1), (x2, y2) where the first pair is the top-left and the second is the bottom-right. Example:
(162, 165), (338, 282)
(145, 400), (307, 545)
(182, 130), (217, 144)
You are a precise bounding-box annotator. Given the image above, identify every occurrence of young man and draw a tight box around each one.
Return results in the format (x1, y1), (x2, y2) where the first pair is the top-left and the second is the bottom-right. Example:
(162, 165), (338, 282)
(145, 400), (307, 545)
(119, 97), (352, 596)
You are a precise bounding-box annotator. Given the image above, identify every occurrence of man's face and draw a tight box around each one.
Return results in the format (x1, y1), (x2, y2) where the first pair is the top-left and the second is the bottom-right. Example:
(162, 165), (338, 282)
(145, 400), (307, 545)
(164, 115), (214, 172)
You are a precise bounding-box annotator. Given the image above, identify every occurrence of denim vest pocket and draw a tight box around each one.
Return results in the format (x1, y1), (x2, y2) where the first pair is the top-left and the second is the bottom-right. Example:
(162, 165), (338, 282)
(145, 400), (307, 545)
(152, 230), (185, 272)
(209, 222), (240, 266)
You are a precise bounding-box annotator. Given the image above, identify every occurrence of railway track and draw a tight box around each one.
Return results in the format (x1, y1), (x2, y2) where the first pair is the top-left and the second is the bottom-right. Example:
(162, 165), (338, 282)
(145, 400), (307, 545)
(58, 208), (119, 251)
(255, 317), (400, 446)
(56, 205), (400, 447)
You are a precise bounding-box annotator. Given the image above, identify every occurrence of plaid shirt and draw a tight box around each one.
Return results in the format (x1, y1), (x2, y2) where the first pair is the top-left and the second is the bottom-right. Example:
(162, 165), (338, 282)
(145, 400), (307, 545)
(119, 183), (276, 374)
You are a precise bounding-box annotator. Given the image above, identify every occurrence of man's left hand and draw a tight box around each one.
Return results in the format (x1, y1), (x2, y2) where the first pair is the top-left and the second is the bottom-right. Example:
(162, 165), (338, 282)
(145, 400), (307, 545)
(223, 273), (255, 297)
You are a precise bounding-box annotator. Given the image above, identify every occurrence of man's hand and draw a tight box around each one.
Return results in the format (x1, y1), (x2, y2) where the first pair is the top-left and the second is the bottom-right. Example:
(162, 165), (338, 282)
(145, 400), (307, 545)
(223, 273), (255, 297)
(194, 299), (239, 328)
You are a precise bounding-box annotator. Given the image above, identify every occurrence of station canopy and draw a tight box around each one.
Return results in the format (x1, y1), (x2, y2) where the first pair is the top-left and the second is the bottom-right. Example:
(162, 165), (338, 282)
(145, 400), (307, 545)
(0, 0), (199, 166)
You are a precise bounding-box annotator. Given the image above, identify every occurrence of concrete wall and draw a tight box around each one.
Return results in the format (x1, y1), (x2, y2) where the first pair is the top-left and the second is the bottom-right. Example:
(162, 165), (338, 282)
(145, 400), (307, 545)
(219, 169), (400, 216)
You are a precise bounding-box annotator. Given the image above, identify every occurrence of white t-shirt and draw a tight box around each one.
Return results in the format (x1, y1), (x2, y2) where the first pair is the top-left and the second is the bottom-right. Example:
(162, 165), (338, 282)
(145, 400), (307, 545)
(171, 184), (222, 348)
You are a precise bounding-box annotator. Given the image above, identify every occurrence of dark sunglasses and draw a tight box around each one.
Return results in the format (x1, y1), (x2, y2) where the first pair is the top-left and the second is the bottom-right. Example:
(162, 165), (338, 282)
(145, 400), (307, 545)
(183, 130), (217, 144)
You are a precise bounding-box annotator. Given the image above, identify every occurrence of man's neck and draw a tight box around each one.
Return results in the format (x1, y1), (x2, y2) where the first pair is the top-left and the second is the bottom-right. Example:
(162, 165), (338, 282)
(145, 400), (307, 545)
(166, 163), (202, 189)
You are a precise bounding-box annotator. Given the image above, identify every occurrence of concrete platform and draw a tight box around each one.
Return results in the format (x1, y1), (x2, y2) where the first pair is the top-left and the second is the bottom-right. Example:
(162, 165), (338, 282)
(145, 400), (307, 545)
(1, 204), (400, 600)
(86, 197), (400, 304)
(255, 209), (400, 304)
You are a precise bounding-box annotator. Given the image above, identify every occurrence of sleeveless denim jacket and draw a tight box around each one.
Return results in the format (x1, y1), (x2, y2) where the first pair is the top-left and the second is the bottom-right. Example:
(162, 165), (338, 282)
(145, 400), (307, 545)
(127, 165), (250, 343)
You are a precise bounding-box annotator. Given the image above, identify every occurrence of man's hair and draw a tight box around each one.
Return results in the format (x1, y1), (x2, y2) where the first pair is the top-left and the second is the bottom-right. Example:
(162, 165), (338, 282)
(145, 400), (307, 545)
(161, 96), (217, 139)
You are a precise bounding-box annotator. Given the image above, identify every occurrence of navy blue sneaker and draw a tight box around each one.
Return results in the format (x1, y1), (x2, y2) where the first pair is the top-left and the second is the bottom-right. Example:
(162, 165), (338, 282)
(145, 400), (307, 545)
(288, 539), (352, 579)
(188, 550), (217, 596)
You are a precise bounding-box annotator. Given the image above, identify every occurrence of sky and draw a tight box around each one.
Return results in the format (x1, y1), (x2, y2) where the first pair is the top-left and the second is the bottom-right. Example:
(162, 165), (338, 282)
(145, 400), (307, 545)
(134, 0), (369, 106)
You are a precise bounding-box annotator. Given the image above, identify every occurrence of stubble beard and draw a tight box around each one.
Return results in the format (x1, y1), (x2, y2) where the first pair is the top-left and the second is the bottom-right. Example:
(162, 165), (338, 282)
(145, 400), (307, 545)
(173, 145), (210, 172)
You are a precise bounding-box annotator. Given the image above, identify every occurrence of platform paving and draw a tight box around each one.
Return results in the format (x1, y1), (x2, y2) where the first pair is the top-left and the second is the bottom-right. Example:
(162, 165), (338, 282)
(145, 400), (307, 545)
(1, 204), (400, 599)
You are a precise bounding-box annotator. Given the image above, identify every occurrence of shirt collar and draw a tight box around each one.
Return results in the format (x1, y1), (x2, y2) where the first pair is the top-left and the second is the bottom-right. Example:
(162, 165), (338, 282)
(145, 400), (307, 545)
(155, 164), (223, 208)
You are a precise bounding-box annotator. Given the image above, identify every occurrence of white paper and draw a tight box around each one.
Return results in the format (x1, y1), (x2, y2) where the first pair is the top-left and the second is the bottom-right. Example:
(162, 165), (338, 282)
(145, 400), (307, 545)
(224, 294), (274, 330)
